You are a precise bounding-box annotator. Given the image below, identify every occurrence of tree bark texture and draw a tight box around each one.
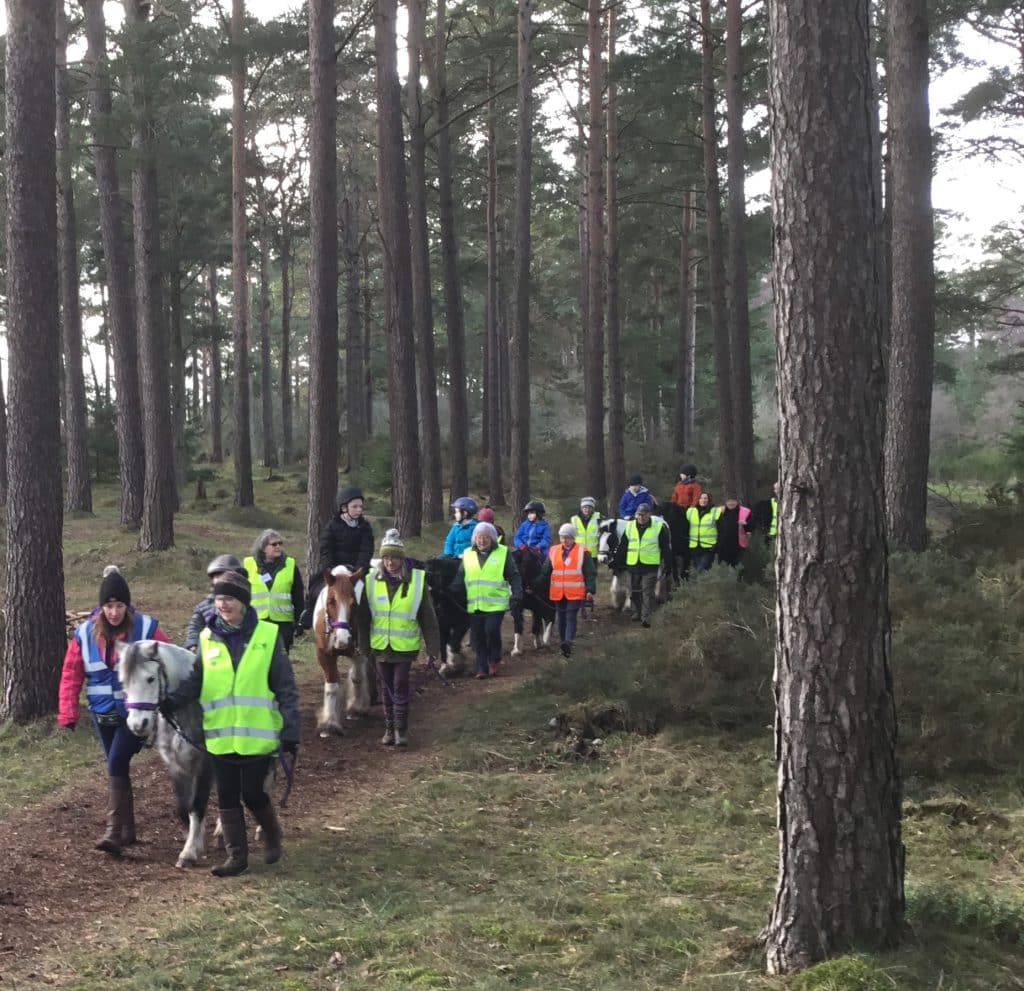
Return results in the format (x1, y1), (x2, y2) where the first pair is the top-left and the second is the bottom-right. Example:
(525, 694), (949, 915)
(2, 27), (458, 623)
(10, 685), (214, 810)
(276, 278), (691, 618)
(208, 264), (224, 463)
(255, 157), (277, 468)
(725, 0), (756, 503)
(123, 0), (175, 550)
(168, 261), (187, 506)
(701, 0), (736, 495)
(2, 0), (67, 721)
(363, 245), (374, 436)
(584, 0), (607, 508)
(342, 193), (365, 471)
(485, 16), (504, 505)
(308, 0), (340, 568)
(82, 0), (144, 528)
(764, 0), (904, 973)
(429, 0), (469, 502)
(407, 0), (443, 521)
(56, 0), (92, 513)
(885, 0), (934, 552)
(0, 361), (8, 505)
(280, 232), (294, 464)
(605, 4), (625, 505)
(376, 0), (423, 535)
(674, 189), (696, 455)
(231, 0), (254, 507)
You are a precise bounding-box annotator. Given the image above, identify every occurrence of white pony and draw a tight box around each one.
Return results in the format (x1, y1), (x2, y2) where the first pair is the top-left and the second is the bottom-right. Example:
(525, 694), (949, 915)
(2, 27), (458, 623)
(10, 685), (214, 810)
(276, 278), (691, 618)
(117, 639), (213, 869)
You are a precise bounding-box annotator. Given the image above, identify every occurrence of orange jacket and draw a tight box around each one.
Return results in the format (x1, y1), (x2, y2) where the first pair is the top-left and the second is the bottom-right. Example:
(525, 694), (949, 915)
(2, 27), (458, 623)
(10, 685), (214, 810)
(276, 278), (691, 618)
(547, 543), (586, 601)
(671, 480), (702, 508)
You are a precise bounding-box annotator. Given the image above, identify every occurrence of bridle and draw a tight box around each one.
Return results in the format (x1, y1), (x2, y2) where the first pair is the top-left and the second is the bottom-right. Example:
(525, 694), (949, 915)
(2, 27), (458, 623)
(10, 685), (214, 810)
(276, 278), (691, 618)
(123, 649), (170, 716)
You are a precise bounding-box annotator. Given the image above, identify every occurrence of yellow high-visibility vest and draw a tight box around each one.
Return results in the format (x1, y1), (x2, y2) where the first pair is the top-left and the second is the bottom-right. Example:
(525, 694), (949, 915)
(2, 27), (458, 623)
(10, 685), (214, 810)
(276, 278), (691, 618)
(463, 545), (511, 613)
(244, 556), (296, 623)
(367, 569), (425, 653)
(625, 518), (664, 566)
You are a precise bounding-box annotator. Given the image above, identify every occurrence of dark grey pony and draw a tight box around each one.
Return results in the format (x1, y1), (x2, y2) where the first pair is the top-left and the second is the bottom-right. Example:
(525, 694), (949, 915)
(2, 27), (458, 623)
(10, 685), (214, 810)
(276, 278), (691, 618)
(117, 640), (213, 869)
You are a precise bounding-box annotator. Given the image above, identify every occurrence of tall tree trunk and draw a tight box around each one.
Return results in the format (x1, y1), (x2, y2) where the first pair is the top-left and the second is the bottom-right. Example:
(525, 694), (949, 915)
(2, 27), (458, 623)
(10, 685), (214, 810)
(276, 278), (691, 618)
(577, 46), (589, 371)
(701, 0), (736, 494)
(123, 0), (175, 550)
(485, 9), (504, 505)
(363, 245), (374, 436)
(168, 260), (187, 507)
(2, 0), (66, 721)
(509, 0), (535, 524)
(231, 0), (254, 506)
(56, 0), (92, 513)
(725, 0), (755, 502)
(605, 4), (625, 503)
(584, 0), (607, 509)
(428, 0), (468, 501)
(674, 190), (697, 455)
(308, 0), (340, 567)
(342, 191), (365, 470)
(885, 0), (934, 551)
(208, 263), (224, 462)
(764, 0), (903, 972)
(407, 0), (443, 521)
(0, 357), (7, 505)
(376, 0), (423, 535)
(82, 0), (144, 527)
(255, 156), (277, 468)
(280, 232), (294, 463)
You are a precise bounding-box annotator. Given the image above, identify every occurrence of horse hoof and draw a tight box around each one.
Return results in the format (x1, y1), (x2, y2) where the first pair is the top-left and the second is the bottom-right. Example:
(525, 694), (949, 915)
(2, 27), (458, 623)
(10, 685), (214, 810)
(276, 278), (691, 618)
(175, 856), (197, 870)
(511, 648), (522, 658)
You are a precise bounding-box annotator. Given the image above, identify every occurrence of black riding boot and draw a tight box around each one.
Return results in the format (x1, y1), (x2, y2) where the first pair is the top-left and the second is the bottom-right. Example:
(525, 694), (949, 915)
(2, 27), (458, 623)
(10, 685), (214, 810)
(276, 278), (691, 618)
(95, 776), (131, 856)
(211, 807), (249, 877)
(252, 803), (283, 865)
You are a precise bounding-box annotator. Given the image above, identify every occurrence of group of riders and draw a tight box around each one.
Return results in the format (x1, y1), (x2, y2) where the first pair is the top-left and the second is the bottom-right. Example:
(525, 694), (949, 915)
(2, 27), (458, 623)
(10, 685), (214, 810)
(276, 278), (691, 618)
(55, 470), (778, 878)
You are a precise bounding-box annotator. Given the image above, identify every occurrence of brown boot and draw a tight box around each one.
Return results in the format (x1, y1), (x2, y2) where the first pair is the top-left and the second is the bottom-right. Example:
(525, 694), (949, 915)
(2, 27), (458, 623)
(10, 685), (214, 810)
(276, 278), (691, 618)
(95, 777), (130, 855)
(210, 807), (249, 877)
(253, 803), (283, 865)
(121, 779), (137, 846)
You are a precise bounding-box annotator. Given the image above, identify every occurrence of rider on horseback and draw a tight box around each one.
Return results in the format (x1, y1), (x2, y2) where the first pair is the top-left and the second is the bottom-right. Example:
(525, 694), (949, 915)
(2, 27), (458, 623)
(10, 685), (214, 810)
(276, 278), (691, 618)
(514, 500), (552, 555)
(444, 496), (479, 557)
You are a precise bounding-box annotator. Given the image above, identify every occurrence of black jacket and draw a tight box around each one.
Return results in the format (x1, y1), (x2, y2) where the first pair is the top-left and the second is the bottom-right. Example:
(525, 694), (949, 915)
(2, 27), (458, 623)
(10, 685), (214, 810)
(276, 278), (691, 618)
(317, 515), (375, 576)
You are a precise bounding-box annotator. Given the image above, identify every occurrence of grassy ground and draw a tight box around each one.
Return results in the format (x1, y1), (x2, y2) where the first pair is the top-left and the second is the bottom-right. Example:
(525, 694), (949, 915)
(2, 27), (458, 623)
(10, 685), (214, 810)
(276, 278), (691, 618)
(2, 466), (1023, 989)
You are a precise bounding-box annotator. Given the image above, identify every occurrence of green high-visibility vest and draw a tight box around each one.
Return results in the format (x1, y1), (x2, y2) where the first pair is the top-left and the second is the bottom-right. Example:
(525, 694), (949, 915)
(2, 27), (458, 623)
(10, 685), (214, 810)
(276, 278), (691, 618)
(625, 518), (664, 566)
(199, 621), (282, 756)
(463, 544), (511, 613)
(571, 513), (602, 556)
(244, 555), (296, 623)
(686, 506), (721, 549)
(769, 498), (778, 538)
(367, 569), (425, 653)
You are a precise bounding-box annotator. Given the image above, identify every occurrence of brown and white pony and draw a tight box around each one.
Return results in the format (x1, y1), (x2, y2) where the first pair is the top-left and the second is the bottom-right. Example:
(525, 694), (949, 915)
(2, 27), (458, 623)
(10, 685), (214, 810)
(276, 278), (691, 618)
(313, 565), (372, 735)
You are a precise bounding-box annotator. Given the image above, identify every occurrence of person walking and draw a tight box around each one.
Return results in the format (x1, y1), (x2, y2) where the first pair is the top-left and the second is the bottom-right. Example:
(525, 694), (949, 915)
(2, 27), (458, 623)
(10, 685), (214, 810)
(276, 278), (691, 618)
(540, 523), (597, 656)
(357, 529), (441, 748)
(300, 485), (374, 629)
(670, 465), (702, 509)
(617, 474), (652, 520)
(513, 500), (552, 555)
(443, 497), (479, 557)
(613, 504), (671, 627)
(58, 566), (172, 855)
(571, 496), (603, 558)
(715, 495), (753, 568)
(185, 554), (244, 652)
(451, 522), (523, 678)
(159, 571), (300, 877)
(686, 491), (721, 573)
(244, 530), (305, 652)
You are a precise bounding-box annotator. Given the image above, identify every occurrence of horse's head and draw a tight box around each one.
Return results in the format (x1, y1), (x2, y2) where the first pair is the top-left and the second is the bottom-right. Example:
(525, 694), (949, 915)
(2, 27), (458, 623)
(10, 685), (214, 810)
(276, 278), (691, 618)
(318, 565), (360, 655)
(117, 640), (167, 744)
(597, 518), (628, 566)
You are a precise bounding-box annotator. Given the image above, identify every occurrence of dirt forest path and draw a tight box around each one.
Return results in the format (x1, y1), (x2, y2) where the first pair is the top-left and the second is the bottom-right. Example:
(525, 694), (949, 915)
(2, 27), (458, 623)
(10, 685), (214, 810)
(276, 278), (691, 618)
(0, 606), (626, 984)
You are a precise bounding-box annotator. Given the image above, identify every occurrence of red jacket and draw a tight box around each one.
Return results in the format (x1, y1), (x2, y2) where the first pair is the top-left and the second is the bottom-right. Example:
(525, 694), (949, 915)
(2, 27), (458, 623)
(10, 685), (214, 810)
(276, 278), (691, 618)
(57, 615), (170, 727)
(671, 480), (703, 508)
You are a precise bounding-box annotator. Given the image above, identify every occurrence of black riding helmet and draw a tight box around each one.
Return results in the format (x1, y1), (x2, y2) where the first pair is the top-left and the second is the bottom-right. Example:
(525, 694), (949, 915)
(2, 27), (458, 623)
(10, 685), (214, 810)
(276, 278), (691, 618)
(523, 500), (546, 516)
(335, 485), (364, 514)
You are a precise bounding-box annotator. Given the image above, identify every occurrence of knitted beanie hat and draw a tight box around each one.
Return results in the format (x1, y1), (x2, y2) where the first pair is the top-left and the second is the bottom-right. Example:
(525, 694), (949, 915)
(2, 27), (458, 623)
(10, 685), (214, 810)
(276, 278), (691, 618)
(628, 474), (643, 486)
(558, 523), (577, 538)
(477, 507), (496, 523)
(380, 528), (405, 555)
(99, 566), (131, 607)
(212, 571), (252, 606)
(473, 522), (498, 544)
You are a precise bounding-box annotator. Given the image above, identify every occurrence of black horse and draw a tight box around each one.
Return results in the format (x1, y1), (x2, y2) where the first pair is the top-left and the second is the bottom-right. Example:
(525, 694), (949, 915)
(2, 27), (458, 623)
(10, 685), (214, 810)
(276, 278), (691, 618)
(425, 556), (470, 676)
(511, 547), (555, 655)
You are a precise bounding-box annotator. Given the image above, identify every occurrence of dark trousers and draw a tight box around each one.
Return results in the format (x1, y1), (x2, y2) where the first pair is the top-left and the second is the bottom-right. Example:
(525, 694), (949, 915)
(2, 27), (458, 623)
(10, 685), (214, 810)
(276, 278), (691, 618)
(94, 717), (144, 778)
(212, 754), (274, 813)
(470, 610), (505, 673)
(555, 599), (583, 645)
(376, 657), (412, 730)
(629, 570), (659, 623)
(692, 548), (715, 573)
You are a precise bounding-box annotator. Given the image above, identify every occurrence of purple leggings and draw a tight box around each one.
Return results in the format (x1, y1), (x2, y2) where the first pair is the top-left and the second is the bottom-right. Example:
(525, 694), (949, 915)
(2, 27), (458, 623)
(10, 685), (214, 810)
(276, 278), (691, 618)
(376, 658), (412, 730)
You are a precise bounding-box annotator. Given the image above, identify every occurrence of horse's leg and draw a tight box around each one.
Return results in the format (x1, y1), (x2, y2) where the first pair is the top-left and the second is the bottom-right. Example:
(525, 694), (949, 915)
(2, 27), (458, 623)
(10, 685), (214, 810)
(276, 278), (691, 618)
(511, 605), (524, 657)
(176, 752), (210, 869)
(610, 573), (627, 611)
(317, 651), (346, 736)
(346, 653), (372, 717)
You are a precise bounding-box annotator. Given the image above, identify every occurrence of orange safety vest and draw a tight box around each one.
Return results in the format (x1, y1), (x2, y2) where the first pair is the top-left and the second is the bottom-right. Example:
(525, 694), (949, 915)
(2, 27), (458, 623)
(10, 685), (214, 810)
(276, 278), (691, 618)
(548, 543), (586, 602)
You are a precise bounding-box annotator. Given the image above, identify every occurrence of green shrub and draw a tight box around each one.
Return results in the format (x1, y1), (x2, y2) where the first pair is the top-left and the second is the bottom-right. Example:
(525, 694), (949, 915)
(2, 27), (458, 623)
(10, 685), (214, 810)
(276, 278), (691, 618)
(360, 436), (393, 492)
(791, 954), (893, 991)
(908, 884), (1024, 945)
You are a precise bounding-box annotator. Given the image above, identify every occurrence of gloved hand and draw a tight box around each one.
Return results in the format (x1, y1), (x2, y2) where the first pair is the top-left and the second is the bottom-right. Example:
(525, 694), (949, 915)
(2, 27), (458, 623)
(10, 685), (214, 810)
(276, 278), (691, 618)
(157, 697), (177, 720)
(281, 741), (299, 757)
(585, 592), (594, 603)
